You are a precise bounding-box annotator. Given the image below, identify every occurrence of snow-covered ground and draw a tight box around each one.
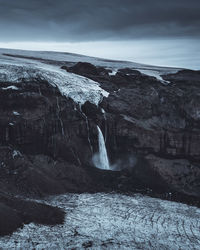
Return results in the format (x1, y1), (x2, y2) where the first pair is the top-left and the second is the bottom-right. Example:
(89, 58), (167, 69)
(0, 49), (109, 105)
(0, 48), (181, 87)
(0, 193), (200, 249)
(0, 48), (180, 71)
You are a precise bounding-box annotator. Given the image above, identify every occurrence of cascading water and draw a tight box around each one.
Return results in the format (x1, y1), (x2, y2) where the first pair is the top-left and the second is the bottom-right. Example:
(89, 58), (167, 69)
(93, 125), (110, 170)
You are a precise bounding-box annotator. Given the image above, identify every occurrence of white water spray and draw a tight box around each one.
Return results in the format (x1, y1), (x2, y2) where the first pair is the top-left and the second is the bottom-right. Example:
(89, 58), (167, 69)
(93, 126), (110, 170)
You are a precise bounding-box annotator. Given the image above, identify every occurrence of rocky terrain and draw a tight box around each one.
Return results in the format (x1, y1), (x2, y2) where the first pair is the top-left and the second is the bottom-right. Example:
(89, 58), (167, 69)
(64, 62), (200, 197)
(0, 49), (200, 240)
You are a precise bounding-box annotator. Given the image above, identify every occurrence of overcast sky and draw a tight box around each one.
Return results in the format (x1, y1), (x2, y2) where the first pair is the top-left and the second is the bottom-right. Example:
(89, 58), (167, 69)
(0, 0), (199, 69)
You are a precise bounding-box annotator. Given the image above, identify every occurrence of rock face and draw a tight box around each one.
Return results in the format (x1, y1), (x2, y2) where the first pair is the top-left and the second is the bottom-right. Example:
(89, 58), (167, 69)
(0, 192), (65, 236)
(0, 57), (200, 234)
(63, 63), (200, 198)
(0, 80), (96, 195)
(0, 77), (123, 196)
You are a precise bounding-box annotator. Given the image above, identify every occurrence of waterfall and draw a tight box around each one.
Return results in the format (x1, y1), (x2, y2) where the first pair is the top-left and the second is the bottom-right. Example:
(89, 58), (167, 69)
(93, 126), (110, 170)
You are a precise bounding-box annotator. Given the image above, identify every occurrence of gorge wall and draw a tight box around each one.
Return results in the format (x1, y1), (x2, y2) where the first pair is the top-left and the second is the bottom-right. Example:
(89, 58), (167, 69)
(0, 61), (200, 199)
(0, 55), (200, 235)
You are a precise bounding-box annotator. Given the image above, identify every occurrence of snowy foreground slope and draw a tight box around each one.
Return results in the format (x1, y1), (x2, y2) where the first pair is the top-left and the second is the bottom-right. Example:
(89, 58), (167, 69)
(0, 193), (200, 249)
(0, 48), (182, 72)
(0, 48), (180, 95)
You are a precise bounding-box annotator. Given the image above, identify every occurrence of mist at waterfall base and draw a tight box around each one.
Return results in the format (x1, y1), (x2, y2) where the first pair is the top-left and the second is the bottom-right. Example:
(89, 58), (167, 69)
(92, 126), (137, 171)
(92, 151), (137, 172)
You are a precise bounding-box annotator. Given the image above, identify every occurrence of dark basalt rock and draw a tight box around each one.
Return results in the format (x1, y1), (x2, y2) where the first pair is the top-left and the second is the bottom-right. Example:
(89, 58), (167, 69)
(162, 69), (200, 82)
(61, 62), (200, 197)
(0, 203), (23, 236)
(0, 193), (65, 236)
(118, 68), (142, 75)
(61, 62), (109, 77)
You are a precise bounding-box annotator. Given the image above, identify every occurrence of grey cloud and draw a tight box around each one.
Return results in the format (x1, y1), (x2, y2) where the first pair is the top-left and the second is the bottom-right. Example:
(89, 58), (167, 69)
(0, 0), (200, 41)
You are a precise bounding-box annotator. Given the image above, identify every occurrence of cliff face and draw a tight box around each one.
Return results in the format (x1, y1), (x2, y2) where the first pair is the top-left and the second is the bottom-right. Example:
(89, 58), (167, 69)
(0, 80), (93, 195)
(0, 76), (103, 236)
(1, 61), (200, 199)
(64, 63), (200, 198)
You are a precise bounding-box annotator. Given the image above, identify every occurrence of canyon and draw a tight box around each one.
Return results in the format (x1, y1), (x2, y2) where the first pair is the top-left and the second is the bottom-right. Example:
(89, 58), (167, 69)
(0, 49), (200, 248)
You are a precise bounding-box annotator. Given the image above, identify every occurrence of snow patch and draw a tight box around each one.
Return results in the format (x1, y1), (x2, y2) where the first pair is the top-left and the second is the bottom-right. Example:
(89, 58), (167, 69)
(13, 111), (20, 116)
(108, 70), (118, 76)
(12, 150), (22, 159)
(137, 69), (170, 84)
(101, 108), (105, 114)
(0, 162), (6, 168)
(2, 85), (19, 90)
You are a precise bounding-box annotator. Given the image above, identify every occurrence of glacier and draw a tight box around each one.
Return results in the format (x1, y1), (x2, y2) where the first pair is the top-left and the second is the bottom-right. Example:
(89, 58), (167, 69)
(0, 193), (200, 249)
(0, 51), (109, 106)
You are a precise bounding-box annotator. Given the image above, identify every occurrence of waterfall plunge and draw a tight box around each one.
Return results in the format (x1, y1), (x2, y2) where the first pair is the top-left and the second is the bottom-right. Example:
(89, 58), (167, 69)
(93, 126), (110, 170)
